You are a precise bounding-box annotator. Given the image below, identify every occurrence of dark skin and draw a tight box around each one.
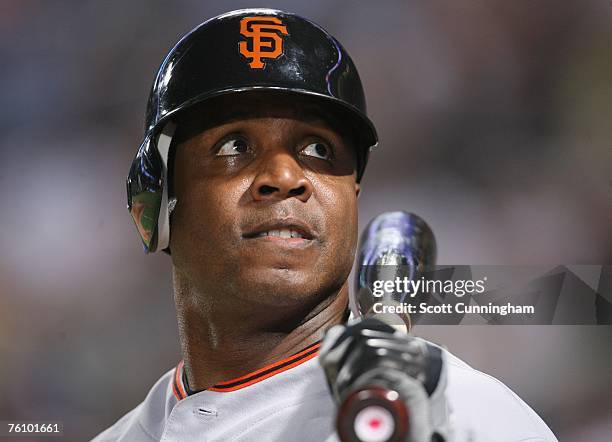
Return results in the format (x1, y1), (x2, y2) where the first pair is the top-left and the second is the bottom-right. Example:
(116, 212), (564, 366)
(169, 92), (361, 391)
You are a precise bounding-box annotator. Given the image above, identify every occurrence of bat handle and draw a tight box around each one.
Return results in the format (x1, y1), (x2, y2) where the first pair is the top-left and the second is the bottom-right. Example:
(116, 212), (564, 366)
(336, 384), (409, 442)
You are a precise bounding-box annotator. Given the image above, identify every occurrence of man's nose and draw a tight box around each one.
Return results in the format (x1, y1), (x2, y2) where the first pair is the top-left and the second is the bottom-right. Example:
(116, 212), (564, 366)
(249, 151), (313, 203)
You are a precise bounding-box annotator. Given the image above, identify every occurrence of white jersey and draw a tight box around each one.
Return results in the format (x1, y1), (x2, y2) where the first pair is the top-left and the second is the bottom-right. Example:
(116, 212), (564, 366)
(92, 339), (557, 442)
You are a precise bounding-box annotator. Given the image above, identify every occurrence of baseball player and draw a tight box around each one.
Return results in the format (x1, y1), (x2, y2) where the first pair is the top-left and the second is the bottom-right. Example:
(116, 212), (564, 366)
(93, 9), (557, 442)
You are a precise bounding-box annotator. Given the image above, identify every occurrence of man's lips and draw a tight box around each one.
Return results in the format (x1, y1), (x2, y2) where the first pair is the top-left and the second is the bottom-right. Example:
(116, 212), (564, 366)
(242, 218), (316, 242)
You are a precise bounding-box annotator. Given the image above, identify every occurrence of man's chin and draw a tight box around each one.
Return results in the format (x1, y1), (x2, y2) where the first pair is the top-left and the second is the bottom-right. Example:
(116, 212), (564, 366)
(233, 268), (326, 307)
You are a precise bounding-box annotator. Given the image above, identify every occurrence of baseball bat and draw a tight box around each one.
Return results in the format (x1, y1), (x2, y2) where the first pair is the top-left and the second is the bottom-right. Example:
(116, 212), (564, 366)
(336, 211), (437, 442)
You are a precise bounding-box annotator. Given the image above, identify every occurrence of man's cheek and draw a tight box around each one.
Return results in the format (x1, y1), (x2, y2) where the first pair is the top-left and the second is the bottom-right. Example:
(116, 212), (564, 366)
(340, 186), (359, 231)
(325, 205), (358, 249)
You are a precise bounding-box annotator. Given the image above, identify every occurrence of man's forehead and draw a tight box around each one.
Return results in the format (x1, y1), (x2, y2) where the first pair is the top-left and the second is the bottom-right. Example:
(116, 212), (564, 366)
(174, 91), (346, 137)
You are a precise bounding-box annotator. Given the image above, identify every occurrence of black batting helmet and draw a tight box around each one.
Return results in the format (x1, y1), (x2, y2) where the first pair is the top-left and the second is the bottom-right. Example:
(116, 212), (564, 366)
(127, 8), (378, 253)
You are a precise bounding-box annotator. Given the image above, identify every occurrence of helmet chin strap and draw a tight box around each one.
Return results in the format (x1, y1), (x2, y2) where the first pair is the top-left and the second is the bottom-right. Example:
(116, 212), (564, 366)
(155, 122), (177, 252)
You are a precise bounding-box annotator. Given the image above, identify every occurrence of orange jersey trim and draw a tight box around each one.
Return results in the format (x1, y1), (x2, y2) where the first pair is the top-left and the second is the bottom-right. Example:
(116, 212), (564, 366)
(172, 360), (188, 400)
(172, 341), (321, 400)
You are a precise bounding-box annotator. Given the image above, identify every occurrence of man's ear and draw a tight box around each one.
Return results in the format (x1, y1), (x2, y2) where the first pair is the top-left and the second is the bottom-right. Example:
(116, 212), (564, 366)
(355, 182), (361, 198)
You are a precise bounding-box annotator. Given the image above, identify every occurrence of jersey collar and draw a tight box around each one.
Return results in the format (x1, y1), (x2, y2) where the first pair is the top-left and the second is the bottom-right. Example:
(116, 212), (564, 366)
(172, 340), (321, 400)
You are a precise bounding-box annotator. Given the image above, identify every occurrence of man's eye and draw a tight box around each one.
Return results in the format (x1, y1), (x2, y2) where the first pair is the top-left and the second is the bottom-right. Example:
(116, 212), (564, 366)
(216, 138), (250, 156)
(301, 142), (331, 160)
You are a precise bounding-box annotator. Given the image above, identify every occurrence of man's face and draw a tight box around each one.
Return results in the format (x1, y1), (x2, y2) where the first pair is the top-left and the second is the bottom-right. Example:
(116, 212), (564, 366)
(170, 92), (360, 310)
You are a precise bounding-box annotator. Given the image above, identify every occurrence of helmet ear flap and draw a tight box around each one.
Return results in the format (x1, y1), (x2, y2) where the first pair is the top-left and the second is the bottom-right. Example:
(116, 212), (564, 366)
(126, 123), (176, 253)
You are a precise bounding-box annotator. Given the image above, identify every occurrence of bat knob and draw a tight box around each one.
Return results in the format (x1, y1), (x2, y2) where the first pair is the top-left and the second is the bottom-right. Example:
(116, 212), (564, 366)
(337, 386), (409, 442)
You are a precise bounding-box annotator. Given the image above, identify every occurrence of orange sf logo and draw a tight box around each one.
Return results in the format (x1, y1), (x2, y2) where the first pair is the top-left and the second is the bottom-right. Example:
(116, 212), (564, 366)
(239, 16), (289, 69)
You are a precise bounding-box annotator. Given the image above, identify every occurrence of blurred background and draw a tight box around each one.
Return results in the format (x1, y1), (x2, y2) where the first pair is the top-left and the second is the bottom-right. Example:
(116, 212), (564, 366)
(1, 0), (611, 440)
